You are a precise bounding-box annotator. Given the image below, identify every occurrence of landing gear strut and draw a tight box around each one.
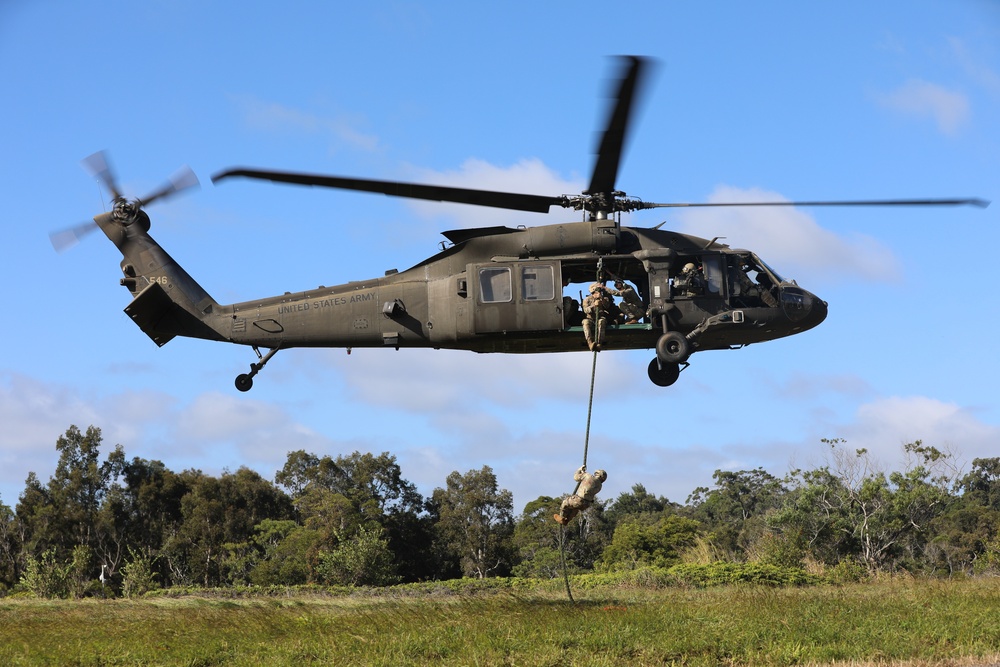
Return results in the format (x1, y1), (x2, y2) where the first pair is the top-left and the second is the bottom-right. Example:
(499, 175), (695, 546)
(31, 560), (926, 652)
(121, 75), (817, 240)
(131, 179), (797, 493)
(235, 346), (280, 392)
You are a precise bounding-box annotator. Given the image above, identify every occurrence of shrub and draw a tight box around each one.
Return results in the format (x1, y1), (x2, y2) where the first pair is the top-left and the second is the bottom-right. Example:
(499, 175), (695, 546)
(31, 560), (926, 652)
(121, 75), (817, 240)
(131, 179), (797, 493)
(19, 549), (68, 598)
(121, 549), (159, 598)
(666, 561), (822, 587)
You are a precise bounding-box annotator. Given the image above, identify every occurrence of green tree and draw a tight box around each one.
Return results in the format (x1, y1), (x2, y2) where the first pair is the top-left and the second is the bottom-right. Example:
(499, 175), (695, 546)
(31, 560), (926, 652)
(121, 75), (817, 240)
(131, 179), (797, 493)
(247, 519), (321, 585)
(316, 525), (399, 586)
(960, 457), (1000, 510)
(922, 457), (1000, 575)
(688, 468), (786, 559)
(512, 496), (566, 578)
(13, 426), (128, 593)
(604, 484), (673, 526)
(19, 548), (67, 598)
(511, 492), (612, 576)
(432, 466), (515, 578)
(275, 450), (435, 581)
(120, 547), (158, 598)
(16, 426), (123, 564)
(597, 514), (700, 571)
(164, 468), (293, 587)
(0, 499), (20, 591)
(772, 439), (956, 573)
(768, 465), (859, 566)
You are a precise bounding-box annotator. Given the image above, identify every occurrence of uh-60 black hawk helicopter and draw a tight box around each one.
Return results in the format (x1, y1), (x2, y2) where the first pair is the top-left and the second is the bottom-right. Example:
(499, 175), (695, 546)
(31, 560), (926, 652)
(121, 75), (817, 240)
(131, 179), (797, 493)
(58, 57), (987, 391)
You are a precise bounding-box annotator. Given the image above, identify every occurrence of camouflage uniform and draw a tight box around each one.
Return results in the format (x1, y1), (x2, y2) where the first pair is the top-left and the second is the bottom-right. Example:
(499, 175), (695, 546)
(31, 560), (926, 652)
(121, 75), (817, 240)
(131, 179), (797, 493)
(582, 283), (612, 351)
(554, 467), (607, 525)
(674, 262), (706, 297)
(611, 280), (644, 323)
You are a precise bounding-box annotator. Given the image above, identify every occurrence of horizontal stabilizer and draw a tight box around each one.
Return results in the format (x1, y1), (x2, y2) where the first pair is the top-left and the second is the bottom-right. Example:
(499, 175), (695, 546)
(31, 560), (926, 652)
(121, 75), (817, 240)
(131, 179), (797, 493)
(124, 282), (179, 346)
(124, 282), (222, 347)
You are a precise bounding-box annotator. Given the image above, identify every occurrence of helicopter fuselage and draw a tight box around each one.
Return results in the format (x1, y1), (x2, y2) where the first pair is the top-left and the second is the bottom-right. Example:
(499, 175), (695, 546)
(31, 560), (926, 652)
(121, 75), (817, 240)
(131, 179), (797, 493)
(100, 212), (827, 389)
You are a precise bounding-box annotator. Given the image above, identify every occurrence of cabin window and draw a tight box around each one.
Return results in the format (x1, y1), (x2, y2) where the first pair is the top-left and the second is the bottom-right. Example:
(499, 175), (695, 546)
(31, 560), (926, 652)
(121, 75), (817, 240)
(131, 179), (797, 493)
(521, 265), (555, 301)
(478, 267), (512, 303)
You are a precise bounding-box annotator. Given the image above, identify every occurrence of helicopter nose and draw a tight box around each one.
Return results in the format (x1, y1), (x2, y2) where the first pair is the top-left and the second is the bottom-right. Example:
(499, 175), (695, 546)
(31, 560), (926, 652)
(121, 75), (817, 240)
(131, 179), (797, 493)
(780, 286), (827, 331)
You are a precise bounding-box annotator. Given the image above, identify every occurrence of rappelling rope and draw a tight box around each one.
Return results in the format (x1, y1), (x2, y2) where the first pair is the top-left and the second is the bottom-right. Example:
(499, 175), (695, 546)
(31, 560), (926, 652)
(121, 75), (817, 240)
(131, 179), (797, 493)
(560, 344), (600, 603)
(579, 344), (598, 480)
(558, 522), (575, 603)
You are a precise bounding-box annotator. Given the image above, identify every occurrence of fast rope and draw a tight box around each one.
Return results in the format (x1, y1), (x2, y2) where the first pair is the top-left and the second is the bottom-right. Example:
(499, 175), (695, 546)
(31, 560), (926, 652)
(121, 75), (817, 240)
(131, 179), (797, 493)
(559, 345), (600, 603)
(579, 342), (598, 474)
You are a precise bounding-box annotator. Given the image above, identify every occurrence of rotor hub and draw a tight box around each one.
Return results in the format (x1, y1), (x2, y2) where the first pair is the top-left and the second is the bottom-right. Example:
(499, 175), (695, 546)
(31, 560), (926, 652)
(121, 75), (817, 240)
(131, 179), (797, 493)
(112, 197), (142, 225)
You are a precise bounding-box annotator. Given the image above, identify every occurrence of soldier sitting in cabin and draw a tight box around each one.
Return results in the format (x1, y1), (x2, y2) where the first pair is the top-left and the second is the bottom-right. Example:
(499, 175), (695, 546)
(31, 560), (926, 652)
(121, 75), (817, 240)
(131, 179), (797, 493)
(673, 262), (706, 297)
(610, 279), (644, 324)
(563, 295), (584, 327)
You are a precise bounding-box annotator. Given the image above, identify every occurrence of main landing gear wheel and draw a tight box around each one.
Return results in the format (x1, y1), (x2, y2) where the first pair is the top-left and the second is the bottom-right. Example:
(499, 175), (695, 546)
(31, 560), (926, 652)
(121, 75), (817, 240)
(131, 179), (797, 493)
(655, 331), (690, 364)
(647, 359), (681, 387)
(235, 374), (254, 392)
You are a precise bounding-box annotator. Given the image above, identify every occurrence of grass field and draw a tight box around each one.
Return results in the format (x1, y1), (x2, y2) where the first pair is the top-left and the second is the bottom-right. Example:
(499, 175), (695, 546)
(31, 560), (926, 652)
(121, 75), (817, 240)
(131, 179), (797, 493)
(2, 578), (999, 666)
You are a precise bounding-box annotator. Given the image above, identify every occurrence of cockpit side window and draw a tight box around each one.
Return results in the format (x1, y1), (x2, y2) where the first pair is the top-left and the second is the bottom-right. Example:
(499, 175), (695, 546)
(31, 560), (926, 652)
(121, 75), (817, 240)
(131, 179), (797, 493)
(751, 253), (785, 284)
(729, 253), (780, 308)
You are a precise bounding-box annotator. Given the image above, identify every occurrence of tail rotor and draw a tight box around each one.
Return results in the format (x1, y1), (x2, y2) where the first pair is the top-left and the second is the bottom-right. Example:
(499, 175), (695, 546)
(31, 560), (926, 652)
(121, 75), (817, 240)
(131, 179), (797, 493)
(51, 151), (199, 252)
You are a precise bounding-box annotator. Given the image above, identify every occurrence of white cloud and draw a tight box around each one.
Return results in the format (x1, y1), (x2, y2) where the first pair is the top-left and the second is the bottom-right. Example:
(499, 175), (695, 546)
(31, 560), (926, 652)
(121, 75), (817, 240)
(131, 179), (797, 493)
(788, 395), (1000, 483)
(167, 391), (344, 472)
(231, 94), (382, 154)
(0, 373), (340, 503)
(674, 186), (902, 284)
(769, 372), (874, 401)
(948, 36), (1000, 97)
(877, 79), (970, 136)
(842, 395), (997, 463)
(0, 373), (175, 502)
(328, 346), (641, 416)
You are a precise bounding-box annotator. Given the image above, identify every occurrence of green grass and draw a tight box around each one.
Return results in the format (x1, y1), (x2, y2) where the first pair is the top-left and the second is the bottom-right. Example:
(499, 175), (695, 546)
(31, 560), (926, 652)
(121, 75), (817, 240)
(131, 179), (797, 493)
(2, 578), (999, 666)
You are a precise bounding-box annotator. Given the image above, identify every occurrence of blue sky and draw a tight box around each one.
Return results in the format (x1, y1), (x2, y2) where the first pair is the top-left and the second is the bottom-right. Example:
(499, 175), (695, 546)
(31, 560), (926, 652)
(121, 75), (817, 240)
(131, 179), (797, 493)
(1, 1), (998, 512)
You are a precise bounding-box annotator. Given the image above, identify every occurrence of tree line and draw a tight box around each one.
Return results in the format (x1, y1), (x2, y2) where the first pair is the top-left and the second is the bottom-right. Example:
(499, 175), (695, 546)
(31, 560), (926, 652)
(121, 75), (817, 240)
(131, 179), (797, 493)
(1, 426), (998, 597)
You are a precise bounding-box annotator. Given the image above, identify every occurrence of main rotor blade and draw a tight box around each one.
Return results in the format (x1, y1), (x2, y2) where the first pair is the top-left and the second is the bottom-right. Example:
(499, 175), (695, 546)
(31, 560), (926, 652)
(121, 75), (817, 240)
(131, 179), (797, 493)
(212, 168), (567, 214)
(586, 56), (650, 197)
(81, 150), (122, 201)
(140, 165), (200, 207)
(639, 197), (991, 209)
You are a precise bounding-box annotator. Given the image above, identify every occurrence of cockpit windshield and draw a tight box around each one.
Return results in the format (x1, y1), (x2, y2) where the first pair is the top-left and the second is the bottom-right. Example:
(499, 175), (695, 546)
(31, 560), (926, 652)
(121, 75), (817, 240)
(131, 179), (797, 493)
(750, 253), (785, 284)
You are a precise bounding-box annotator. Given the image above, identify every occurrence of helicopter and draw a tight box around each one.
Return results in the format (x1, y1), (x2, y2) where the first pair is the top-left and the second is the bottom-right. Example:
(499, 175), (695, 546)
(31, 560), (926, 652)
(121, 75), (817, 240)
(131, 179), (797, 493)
(57, 56), (988, 392)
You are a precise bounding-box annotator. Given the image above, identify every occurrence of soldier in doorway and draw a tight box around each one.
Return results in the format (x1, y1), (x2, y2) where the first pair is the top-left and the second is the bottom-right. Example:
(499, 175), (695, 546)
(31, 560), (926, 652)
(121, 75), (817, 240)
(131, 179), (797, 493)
(611, 279), (644, 324)
(582, 282), (612, 351)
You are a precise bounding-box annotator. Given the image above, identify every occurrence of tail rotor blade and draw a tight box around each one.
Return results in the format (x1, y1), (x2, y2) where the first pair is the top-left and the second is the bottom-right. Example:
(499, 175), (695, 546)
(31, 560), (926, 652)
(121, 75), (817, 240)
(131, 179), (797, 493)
(141, 165), (200, 207)
(50, 221), (99, 253)
(81, 150), (122, 201)
(60, 153), (200, 253)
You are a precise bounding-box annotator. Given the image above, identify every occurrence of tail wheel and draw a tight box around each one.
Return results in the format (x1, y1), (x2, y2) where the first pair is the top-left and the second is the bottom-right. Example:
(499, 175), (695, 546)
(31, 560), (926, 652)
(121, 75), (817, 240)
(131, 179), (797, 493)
(656, 331), (690, 364)
(647, 359), (680, 387)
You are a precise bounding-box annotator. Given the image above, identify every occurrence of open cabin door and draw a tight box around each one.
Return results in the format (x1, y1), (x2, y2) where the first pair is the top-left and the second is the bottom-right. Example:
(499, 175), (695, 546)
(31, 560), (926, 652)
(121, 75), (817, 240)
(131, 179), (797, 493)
(471, 261), (563, 333)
